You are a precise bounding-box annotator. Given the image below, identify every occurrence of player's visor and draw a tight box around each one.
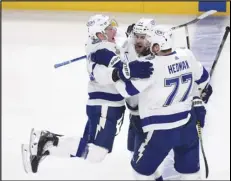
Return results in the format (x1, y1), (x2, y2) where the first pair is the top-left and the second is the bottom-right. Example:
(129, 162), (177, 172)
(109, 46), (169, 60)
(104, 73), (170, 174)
(110, 19), (118, 28)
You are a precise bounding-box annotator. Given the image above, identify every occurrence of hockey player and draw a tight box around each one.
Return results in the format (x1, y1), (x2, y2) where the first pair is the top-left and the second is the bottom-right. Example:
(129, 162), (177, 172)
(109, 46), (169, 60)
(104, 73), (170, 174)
(124, 18), (158, 155)
(112, 25), (213, 180)
(82, 14), (153, 154)
(21, 14), (154, 174)
(124, 22), (214, 180)
(122, 18), (164, 180)
(84, 17), (164, 180)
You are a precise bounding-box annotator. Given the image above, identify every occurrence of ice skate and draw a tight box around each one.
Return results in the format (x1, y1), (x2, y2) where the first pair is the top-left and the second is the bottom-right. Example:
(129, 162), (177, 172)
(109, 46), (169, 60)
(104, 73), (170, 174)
(21, 128), (62, 173)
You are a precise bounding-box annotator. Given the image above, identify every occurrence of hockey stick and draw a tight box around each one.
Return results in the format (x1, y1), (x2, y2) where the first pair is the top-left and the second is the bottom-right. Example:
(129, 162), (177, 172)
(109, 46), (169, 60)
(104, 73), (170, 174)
(174, 10), (217, 50)
(209, 26), (230, 77)
(54, 55), (87, 69)
(197, 26), (230, 179)
(197, 120), (209, 178)
(185, 25), (190, 49)
(201, 26), (230, 93)
(184, 22), (209, 178)
(182, 22), (210, 178)
(171, 10), (217, 31)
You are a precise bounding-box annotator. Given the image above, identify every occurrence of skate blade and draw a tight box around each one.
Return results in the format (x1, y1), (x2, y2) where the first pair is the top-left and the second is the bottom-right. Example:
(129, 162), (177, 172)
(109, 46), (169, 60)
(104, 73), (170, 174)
(29, 128), (42, 156)
(29, 128), (35, 156)
(21, 144), (32, 173)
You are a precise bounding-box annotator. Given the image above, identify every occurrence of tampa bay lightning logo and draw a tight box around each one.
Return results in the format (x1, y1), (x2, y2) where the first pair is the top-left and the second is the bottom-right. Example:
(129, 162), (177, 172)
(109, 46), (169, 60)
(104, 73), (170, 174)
(87, 20), (95, 27)
(150, 20), (155, 25)
(155, 30), (164, 36)
(137, 21), (144, 26)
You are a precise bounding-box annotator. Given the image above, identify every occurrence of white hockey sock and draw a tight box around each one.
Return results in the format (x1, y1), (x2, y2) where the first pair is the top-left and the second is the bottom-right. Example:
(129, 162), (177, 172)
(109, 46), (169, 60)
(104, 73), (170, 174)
(48, 136), (84, 158)
(133, 169), (154, 180)
(179, 171), (201, 180)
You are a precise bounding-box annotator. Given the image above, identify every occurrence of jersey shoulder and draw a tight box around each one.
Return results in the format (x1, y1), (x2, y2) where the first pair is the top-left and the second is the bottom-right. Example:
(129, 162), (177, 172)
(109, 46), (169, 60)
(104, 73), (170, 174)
(175, 47), (194, 58)
(86, 39), (120, 55)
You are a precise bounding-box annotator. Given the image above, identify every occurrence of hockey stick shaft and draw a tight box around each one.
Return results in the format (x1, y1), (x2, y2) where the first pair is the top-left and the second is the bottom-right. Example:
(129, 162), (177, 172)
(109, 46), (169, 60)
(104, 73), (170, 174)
(171, 10), (217, 54)
(202, 26), (230, 90)
(54, 55), (87, 69)
(184, 22), (209, 178)
(197, 120), (209, 178)
(185, 25), (190, 49)
(209, 26), (230, 77)
(198, 26), (230, 179)
(171, 10), (217, 31)
(183, 18), (203, 178)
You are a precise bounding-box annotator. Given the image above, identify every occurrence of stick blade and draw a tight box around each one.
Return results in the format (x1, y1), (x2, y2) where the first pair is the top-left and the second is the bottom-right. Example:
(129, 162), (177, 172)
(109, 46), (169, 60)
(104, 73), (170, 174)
(198, 10), (217, 20)
(21, 144), (32, 174)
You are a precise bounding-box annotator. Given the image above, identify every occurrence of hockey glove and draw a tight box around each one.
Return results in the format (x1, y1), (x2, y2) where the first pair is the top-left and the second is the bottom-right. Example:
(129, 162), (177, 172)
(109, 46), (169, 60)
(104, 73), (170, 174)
(192, 96), (207, 128)
(201, 84), (213, 103)
(113, 61), (153, 82)
(126, 23), (135, 37)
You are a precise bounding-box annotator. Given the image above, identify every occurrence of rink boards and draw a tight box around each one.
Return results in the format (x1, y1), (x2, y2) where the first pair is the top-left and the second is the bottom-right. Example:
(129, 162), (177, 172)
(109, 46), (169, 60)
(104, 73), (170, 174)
(2, 1), (230, 16)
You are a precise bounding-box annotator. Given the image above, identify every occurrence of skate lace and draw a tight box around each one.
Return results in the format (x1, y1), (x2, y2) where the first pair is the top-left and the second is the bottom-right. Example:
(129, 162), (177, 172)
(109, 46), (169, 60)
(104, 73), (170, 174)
(43, 141), (53, 152)
(36, 142), (52, 165)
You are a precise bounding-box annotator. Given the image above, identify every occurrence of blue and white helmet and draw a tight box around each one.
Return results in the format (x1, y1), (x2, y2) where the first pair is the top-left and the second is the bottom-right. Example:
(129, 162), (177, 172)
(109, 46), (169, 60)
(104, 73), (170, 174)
(133, 18), (156, 35)
(132, 18), (157, 55)
(149, 25), (173, 52)
(87, 14), (118, 39)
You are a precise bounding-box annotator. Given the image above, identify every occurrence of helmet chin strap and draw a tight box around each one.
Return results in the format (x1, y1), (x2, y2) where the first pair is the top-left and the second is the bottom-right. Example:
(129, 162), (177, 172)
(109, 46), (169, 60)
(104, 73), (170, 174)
(104, 33), (109, 41)
(101, 28), (110, 42)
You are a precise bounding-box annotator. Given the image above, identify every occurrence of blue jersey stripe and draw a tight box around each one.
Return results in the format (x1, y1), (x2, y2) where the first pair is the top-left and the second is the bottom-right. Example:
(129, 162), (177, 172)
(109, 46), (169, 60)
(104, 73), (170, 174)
(125, 81), (140, 96)
(142, 110), (190, 126)
(195, 67), (209, 85)
(88, 92), (124, 102)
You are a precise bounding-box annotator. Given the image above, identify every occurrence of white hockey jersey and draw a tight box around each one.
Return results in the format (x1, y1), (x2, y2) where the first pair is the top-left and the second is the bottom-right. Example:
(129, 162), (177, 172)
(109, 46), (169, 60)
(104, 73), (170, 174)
(114, 48), (210, 132)
(123, 37), (155, 116)
(85, 38), (125, 107)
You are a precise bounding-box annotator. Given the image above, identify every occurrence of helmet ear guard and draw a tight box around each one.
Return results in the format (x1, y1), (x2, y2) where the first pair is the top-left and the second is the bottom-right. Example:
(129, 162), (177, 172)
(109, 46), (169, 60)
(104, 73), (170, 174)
(149, 25), (173, 54)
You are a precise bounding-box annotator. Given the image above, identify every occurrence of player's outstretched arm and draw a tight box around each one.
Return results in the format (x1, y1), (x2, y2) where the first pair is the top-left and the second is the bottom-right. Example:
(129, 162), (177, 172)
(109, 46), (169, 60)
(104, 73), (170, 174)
(112, 61), (154, 98)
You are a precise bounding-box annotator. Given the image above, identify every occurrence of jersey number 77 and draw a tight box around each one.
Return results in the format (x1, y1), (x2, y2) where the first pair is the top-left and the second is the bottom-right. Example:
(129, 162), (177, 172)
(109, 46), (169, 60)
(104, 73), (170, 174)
(163, 72), (193, 107)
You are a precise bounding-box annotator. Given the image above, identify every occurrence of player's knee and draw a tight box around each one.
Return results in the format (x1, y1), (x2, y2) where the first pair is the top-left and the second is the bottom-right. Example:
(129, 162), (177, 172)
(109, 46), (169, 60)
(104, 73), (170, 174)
(179, 171), (201, 180)
(85, 143), (109, 163)
(175, 161), (200, 174)
(174, 140), (200, 174)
